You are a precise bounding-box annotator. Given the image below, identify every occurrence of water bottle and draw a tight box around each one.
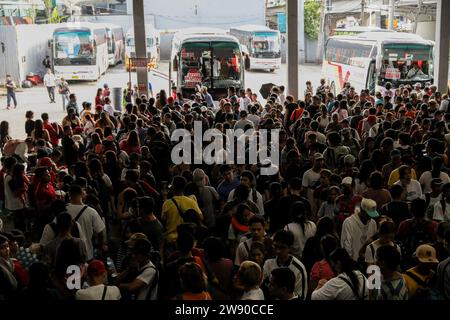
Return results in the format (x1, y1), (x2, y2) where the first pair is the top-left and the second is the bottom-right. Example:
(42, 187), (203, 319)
(106, 257), (117, 278)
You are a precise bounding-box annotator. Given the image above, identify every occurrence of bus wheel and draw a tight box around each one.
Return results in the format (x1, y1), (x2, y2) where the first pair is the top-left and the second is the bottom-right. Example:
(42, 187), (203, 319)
(269, 69), (275, 73)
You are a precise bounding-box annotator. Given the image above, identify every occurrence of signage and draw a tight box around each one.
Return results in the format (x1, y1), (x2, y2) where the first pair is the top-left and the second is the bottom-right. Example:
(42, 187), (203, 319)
(129, 57), (148, 68)
(184, 69), (202, 87)
(385, 67), (401, 80)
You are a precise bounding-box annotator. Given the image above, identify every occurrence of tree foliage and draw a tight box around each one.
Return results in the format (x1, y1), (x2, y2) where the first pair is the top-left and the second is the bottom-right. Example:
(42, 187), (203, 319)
(304, 0), (321, 40)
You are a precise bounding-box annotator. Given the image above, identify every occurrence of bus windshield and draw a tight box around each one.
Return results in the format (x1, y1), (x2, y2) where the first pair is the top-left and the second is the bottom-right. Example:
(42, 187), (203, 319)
(252, 32), (280, 54)
(54, 30), (95, 65)
(380, 44), (433, 82)
(126, 37), (154, 48)
(180, 41), (242, 89)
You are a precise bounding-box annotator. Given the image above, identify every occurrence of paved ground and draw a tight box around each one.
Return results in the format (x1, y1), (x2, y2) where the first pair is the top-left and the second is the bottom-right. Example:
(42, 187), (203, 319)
(1, 62), (322, 140)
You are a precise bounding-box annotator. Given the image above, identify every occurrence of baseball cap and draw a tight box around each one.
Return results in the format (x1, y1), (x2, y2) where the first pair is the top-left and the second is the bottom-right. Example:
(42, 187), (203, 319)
(415, 244), (439, 264)
(344, 154), (356, 165)
(341, 177), (353, 185)
(361, 198), (379, 218)
(313, 153), (324, 161)
(125, 232), (148, 248)
(87, 259), (107, 277)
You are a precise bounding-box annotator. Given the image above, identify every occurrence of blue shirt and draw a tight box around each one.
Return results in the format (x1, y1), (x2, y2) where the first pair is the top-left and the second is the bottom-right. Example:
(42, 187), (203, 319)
(217, 178), (240, 202)
(205, 92), (214, 109)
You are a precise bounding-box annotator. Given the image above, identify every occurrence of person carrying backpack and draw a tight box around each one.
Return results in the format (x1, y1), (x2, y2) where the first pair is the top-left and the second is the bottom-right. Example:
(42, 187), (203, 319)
(403, 244), (439, 300)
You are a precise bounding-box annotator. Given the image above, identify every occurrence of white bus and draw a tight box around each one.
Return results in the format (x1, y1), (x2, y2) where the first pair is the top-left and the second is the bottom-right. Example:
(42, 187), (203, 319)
(229, 25), (281, 72)
(103, 23), (125, 66)
(52, 23), (109, 81)
(125, 24), (160, 71)
(322, 31), (434, 95)
(171, 28), (245, 99)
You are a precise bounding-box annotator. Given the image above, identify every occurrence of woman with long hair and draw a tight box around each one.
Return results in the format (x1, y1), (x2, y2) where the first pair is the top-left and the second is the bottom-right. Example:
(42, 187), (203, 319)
(264, 182), (283, 233)
(309, 234), (338, 294)
(358, 136), (376, 163)
(119, 130), (141, 155)
(156, 89), (168, 109)
(311, 248), (369, 300)
(25, 110), (35, 137)
(103, 150), (121, 197)
(301, 216), (339, 272)
(31, 119), (50, 145)
(283, 201), (317, 259)
(0, 120), (11, 152)
(95, 88), (104, 107)
(5, 163), (30, 231)
(177, 262), (212, 300)
(89, 132), (103, 155)
(95, 112), (115, 130)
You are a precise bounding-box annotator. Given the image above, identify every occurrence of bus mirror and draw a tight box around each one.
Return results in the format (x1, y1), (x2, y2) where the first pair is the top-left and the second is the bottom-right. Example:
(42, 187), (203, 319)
(173, 57), (178, 71)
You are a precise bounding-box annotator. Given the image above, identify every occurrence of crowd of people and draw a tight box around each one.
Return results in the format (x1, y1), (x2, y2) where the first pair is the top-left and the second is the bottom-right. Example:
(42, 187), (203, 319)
(0, 77), (450, 301)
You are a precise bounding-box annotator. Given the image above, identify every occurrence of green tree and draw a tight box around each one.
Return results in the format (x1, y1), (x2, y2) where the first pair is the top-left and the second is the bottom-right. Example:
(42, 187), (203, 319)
(304, 0), (321, 40)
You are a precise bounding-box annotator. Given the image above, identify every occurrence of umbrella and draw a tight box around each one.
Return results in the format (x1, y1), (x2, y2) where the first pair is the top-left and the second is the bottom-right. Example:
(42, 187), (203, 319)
(259, 83), (277, 100)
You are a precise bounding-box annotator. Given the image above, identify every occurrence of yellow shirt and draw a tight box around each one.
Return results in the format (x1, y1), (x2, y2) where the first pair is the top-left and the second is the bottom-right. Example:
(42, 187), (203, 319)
(388, 168), (417, 187)
(162, 195), (202, 243)
(403, 267), (434, 299)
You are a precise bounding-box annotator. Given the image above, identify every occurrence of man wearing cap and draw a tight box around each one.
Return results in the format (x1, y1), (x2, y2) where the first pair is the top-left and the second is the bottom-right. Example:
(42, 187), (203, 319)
(302, 153), (324, 216)
(403, 244), (439, 299)
(341, 198), (378, 261)
(75, 260), (121, 300)
(116, 238), (158, 300)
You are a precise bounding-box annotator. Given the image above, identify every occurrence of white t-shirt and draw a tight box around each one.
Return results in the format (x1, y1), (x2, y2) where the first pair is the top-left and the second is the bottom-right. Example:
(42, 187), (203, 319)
(341, 214), (378, 261)
(239, 97), (251, 112)
(302, 168), (321, 211)
(364, 241), (401, 265)
(135, 261), (158, 300)
(104, 104), (115, 117)
(263, 256), (308, 300)
(234, 118), (255, 131)
(44, 73), (56, 87)
(247, 114), (261, 127)
(419, 171), (450, 193)
(241, 288), (264, 300)
(66, 204), (106, 260)
(75, 284), (121, 300)
(4, 175), (26, 211)
(433, 200), (450, 222)
(394, 180), (423, 202)
(39, 220), (87, 246)
(284, 221), (317, 259)
(311, 271), (369, 300)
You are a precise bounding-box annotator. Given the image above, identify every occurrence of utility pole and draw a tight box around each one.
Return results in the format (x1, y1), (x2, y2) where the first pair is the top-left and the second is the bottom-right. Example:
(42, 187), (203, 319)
(286, 0), (299, 99)
(361, 0), (365, 26)
(388, 0), (395, 30)
(316, 0), (326, 64)
(132, 0), (148, 97)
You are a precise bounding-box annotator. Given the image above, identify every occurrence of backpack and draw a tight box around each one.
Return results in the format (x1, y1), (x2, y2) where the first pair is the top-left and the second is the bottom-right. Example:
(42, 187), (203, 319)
(405, 270), (443, 300)
(49, 205), (88, 238)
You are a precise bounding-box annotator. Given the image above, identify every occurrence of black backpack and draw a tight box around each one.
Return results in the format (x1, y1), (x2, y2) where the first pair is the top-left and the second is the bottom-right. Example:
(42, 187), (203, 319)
(49, 205), (88, 239)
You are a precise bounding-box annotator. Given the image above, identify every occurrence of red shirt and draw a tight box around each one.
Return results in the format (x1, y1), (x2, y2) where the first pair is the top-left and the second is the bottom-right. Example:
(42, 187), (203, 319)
(119, 140), (141, 154)
(35, 182), (56, 210)
(43, 121), (59, 146)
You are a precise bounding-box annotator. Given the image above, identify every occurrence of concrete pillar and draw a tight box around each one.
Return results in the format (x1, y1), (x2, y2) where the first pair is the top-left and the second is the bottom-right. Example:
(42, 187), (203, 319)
(434, 0), (450, 93)
(388, 0), (395, 31)
(287, 0), (299, 99)
(133, 0), (148, 97)
(298, 0), (305, 64)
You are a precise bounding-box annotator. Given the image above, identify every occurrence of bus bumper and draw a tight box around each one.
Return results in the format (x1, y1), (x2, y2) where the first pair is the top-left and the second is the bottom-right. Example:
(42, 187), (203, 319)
(54, 66), (98, 81)
(250, 58), (281, 70)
